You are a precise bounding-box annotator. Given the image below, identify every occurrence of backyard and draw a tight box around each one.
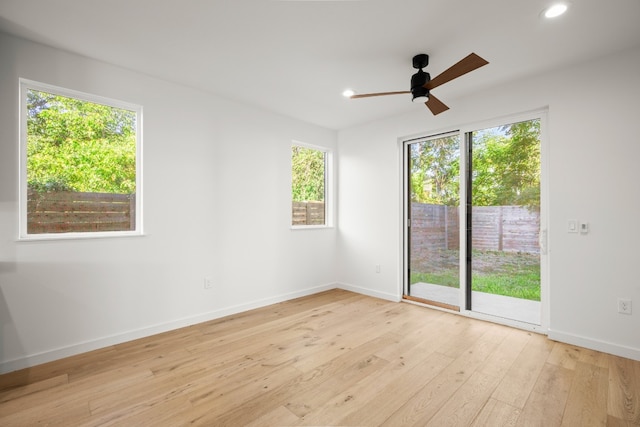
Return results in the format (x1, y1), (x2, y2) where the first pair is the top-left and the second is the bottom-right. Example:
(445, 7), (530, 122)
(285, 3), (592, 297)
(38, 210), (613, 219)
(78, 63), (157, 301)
(410, 248), (540, 301)
(408, 119), (541, 303)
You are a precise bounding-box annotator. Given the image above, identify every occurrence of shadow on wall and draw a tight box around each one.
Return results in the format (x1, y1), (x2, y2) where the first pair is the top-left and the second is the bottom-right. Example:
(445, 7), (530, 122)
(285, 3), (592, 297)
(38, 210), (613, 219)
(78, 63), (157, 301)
(0, 260), (109, 375)
(0, 261), (26, 379)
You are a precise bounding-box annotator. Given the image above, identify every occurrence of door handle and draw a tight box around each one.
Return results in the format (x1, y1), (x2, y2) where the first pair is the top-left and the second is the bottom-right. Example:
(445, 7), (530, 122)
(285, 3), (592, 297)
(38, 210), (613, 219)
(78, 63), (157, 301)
(539, 229), (548, 255)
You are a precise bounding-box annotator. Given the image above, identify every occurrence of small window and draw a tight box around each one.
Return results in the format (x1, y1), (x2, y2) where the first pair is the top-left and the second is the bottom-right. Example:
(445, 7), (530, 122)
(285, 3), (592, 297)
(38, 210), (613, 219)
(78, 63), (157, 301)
(19, 80), (142, 239)
(291, 143), (331, 227)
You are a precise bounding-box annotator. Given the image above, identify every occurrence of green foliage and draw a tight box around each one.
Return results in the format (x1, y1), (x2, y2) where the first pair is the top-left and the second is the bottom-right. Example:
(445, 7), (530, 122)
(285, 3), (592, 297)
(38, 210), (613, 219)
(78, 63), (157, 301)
(26, 89), (137, 194)
(472, 120), (540, 207)
(410, 251), (540, 301)
(291, 145), (325, 202)
(471, 268), (540, 301)
(410, 271), (460, 288)
(409, 119), (540, 208)
(410, 136), (459, 205)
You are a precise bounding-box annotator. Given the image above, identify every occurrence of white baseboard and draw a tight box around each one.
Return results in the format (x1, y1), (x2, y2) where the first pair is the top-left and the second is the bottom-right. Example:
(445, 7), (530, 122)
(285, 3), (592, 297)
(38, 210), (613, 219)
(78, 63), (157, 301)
(339, 284), (640, 361)
(548, 329), (640, 361)
(336, 282), (401, 302)
(0, 282), (337, 374)
(7, 285), (635, 374)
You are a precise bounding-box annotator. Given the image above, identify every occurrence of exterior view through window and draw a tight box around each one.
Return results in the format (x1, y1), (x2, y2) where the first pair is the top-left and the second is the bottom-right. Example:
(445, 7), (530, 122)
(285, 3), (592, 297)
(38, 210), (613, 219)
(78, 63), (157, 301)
(407, 133), (461, 310)
(406, 117), (542, 325)
(469, 119), (541, 323)
(20, 80), (141, 237)
(291, 144), (326, 226)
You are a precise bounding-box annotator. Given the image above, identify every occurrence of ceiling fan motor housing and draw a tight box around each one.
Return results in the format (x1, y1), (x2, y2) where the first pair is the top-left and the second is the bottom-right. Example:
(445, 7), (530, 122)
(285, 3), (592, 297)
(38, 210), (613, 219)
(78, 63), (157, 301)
(349, 52), (488, 114)
(411, 69), (430, 101)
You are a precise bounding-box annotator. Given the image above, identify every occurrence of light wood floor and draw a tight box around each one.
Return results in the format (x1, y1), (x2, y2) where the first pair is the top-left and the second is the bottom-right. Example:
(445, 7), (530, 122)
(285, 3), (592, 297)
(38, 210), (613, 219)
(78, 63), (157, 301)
(1, 290), (638, 426)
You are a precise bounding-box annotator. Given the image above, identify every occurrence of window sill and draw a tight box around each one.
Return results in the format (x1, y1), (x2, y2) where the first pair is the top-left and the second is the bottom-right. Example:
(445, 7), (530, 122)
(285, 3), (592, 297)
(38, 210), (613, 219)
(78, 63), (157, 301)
(17, 231), (145, 242)
(290, 225), (334, 231)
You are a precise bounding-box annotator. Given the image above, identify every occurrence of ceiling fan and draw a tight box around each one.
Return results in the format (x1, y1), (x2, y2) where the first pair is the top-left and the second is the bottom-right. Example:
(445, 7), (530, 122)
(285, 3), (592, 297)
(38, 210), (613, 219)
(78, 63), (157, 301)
(348, 53), (489, 115)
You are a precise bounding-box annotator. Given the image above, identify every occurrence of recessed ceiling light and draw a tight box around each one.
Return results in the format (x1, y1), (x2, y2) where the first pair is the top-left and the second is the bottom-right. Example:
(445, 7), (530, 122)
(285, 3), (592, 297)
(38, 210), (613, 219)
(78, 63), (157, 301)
(544, 3), (568, 18)
(342, 89), (355, 98)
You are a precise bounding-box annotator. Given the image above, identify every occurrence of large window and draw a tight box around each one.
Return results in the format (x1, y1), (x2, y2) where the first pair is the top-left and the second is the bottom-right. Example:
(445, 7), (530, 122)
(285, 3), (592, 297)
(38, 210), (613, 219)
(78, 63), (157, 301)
(291, 143), (331, 227)
(19, 79), (142, 239)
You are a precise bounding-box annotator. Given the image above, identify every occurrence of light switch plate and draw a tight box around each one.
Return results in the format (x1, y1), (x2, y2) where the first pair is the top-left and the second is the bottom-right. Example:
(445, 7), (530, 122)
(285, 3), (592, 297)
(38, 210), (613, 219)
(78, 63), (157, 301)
(568, 219), (578, 233)
(580, 222), (589, 234)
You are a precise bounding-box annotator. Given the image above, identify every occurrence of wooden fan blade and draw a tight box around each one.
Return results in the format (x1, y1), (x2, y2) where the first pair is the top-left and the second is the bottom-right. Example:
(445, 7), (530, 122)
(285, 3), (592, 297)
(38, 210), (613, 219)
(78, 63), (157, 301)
(425, 94), (449, 115)
(350, 91), (410, 99)
(424, 53), (489, 90)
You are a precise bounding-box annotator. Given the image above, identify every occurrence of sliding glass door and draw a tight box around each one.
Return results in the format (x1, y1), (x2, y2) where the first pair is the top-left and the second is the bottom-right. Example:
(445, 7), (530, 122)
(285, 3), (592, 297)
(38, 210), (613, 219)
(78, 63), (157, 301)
(404, 116), (545, 326)
(406, 133), (461, 311)
(468, 119), (541, 324)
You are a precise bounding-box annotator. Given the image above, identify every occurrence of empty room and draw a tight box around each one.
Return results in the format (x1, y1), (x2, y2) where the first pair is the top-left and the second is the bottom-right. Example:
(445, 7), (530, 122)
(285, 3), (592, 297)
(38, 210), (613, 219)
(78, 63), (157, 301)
(0, 0), (639, 425)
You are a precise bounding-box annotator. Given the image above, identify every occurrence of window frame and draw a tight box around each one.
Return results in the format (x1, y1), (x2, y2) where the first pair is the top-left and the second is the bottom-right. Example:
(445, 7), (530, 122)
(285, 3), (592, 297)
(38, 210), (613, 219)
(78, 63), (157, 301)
(18, 78), (143, 240)
(402, 109), (549, 332)
(290, 141), (333, 229)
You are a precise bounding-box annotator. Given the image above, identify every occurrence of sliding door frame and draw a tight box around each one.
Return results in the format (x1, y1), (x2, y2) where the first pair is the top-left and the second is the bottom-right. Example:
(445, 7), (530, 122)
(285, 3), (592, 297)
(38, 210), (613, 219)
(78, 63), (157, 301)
(402, 109), (549, 333)
(402, 130), (461, 310)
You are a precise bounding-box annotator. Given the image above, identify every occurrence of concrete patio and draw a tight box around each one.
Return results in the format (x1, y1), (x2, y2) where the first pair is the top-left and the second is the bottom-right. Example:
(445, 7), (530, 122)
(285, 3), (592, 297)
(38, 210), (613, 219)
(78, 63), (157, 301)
(410, 282), (541, 325)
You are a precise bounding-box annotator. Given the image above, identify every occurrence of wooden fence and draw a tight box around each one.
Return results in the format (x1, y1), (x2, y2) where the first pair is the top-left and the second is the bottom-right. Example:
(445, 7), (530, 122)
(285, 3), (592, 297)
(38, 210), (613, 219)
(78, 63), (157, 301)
(411, 203), (540, 254)
(27, 190), (135, 234)
(473, 205), (540, 254)
(410, 204), (460, 251)
(292, 201), (325, 226)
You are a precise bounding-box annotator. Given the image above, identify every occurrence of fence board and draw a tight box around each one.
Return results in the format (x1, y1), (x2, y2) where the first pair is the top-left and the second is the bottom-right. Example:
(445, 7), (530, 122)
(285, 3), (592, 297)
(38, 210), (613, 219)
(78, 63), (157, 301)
(27, 190), (135, 234)
(30, 201), (131, 213)
(292, 201), (325, 225)
(28, 212), (131, 223)
(31, 191), (131, 202)
(411, 203), (539, 254)
(28, 222), (130, 234)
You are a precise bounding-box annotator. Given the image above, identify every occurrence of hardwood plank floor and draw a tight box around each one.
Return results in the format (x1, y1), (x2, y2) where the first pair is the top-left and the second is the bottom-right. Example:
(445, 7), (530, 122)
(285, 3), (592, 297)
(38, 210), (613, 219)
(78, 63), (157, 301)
(0, 289), (638, 426)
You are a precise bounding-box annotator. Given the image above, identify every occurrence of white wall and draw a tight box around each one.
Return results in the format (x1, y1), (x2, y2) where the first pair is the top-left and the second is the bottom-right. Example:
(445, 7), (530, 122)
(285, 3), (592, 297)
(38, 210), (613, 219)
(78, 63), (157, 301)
(337, 47), (640, 360)
(2, 31), (638, 372)
(0, 33), (338, 372)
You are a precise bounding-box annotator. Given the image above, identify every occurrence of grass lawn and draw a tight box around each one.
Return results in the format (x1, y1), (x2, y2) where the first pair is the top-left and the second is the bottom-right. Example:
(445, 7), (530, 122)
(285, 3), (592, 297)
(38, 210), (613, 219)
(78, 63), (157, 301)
(410, 249), (540, 301)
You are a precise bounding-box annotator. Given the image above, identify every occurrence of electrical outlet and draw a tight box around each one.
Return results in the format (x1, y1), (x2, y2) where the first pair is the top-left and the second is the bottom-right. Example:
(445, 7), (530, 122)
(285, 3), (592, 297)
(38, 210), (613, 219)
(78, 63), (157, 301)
(204, 277), (213, 289)
(617, 298), (632, 315)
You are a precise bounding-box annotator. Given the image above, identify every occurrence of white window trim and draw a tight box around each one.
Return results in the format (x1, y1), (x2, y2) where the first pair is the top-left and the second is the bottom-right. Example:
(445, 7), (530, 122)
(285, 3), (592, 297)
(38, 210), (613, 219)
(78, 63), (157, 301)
(18, 78), (144, 241)
(290, 141), (334, 230)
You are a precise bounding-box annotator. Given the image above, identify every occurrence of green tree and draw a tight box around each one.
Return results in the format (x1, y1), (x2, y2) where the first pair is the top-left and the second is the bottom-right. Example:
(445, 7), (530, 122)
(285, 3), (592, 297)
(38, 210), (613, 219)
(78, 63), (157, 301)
(26, 89), (137, 193)
(472, 119), (540, 207)
(409, 120), (540, 208)
(410, 136), (459, 205)
(291, 146), (325, 202)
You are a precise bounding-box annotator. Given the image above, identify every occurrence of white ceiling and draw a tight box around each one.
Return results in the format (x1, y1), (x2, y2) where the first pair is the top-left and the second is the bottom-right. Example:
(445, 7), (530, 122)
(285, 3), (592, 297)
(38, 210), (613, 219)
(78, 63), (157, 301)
(1, 0), (639, 130)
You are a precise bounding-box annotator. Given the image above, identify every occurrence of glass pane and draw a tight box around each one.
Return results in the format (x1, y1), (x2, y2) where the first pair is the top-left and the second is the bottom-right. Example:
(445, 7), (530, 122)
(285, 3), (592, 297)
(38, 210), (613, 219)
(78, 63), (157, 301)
(26, 89), (137, 234)
(408, 135), (460, 308)
(470, 119), (541, 324)
(291, 145), (326, 226)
